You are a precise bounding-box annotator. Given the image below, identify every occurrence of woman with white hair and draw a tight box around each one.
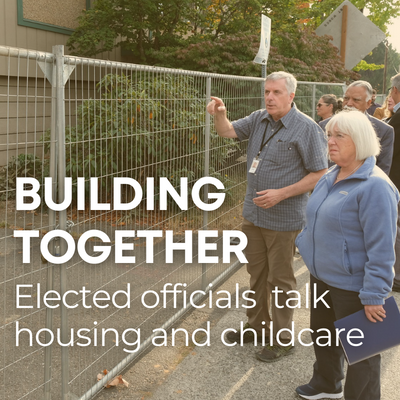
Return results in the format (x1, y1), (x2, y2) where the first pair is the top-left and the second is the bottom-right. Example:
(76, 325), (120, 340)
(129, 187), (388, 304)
(295, 110), (399, 400)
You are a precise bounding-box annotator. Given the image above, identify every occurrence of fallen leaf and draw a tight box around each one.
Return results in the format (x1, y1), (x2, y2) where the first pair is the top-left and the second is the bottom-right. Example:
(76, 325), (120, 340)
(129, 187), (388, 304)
(97, 369), (109, 381)
(105, 375), (129, 388)
(97, 370), (129, 388)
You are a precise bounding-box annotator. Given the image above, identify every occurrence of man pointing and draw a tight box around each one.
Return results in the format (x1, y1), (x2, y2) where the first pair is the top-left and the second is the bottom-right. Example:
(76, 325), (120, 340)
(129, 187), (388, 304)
(207, 71), (327, 362)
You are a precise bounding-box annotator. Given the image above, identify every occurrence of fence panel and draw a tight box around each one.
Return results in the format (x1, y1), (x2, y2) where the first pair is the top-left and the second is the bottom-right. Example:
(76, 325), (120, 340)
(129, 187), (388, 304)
(61, 58), (257, 400)
(0, 44), (346, 400)
(295, 82), (346, 120)
(0, 47), (55, 400)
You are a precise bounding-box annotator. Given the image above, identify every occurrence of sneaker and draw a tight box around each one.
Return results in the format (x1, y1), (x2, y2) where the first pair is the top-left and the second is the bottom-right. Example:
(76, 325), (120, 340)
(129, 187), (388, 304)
(295, 384), (343, 399)
(225, 322), (267, 344)
(255, 344), (294, 362)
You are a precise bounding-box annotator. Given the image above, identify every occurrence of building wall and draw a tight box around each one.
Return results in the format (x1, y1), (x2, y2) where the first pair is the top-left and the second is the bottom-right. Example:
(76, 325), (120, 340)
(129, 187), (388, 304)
(22, 0), (86, 30)
(1, 0), (69, 74)
(0, 0), (121, 74)
(0, 0), (121, 166)
(0, 74), (50, 166)
(0, 72), (99, 166)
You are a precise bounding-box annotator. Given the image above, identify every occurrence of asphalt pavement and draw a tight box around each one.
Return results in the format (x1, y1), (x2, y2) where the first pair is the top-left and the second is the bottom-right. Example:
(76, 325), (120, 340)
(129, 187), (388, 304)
(94, 254), (400, 400)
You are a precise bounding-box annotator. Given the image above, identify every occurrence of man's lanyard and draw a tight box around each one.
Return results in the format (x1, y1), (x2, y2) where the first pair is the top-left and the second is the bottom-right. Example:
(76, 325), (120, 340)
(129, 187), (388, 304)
(255, 119), (284, 160)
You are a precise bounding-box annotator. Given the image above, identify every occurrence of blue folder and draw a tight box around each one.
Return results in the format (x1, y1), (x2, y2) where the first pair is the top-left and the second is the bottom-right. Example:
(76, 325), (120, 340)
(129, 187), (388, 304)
(334, 296), (400, 365)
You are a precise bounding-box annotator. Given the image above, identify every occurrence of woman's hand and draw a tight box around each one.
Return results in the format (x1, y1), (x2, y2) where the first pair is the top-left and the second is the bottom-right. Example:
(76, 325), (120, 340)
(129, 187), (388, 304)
(364, 304), (386, 323)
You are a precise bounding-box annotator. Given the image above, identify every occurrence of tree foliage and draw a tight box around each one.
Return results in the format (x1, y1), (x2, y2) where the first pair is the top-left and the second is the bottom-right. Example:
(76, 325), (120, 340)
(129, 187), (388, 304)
(68, 0), (193, 60)
(358, 42), (400, 92)
(307, 0), (400, 33)
(149, 30), (359, 82)
(66, 0), (400, 81)
(42, 73), (236, 201)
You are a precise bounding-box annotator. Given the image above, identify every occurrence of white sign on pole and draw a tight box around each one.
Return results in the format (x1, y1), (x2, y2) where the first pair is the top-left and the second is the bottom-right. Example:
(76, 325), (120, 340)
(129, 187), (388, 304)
(254, 15), (271, 65)
(315, 0), (386, 70)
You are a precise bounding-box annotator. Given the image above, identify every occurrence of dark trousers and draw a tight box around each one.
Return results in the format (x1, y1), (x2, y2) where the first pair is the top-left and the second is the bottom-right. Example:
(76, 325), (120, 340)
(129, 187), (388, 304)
(309, 274), (381, 400)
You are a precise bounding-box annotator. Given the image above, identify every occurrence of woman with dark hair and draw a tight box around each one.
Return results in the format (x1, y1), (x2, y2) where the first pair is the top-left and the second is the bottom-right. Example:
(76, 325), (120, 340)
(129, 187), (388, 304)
(316, 94), (341, 121)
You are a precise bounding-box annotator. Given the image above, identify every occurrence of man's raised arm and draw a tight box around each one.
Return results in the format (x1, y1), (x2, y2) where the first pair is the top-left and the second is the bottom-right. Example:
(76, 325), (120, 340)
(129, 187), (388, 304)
(206, 96), (238, 138)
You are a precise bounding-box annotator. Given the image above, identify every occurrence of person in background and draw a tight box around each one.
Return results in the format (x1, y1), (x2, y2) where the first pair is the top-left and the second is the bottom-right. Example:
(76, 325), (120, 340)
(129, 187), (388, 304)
(295, 110), (399, 400)
(367, 89), (382, 115)
(206, 71), (327, 362)
(320, 80), (394, 175)
(373, 91), (394, 121)
(383, 95), (395, 123)
(388, 72), (400, 293)
(337, 97), (343, 112)
(316, 94), (340, 122)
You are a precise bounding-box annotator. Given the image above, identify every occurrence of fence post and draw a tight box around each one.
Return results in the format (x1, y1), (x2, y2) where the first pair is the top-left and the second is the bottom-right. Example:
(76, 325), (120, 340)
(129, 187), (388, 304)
(202, 77), (212, 290)
(311, 83), (316, 120)
(261, 65), (266, 109)
(43, 50), (58, 400)
(53, 44), (70, 400)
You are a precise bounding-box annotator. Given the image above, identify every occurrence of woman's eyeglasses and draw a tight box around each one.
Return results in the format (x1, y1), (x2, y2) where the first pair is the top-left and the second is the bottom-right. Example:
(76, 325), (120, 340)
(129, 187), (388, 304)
(317, 103), (328, 107)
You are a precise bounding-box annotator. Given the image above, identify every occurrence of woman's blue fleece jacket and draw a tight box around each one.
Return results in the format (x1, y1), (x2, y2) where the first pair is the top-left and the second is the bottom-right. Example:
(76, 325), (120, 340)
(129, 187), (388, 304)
(296, 156), (399, 305)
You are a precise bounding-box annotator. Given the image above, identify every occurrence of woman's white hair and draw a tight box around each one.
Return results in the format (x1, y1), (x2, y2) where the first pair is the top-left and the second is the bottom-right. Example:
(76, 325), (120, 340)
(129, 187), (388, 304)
(325, 110), (381, 161)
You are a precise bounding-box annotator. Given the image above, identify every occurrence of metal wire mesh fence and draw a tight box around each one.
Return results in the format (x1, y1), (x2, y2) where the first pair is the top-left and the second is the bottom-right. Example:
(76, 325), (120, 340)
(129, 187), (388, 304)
(0, 45), (345, 400)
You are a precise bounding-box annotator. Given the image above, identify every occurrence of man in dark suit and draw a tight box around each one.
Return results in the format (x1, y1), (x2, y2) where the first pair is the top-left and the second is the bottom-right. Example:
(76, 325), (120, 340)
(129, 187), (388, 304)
(389, 73), (400, 292)
(320, 80), (394, 175)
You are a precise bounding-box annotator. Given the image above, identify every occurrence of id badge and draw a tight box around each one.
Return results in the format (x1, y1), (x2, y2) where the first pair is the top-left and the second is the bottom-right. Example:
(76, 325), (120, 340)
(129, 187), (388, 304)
(249, 158), (261, 174)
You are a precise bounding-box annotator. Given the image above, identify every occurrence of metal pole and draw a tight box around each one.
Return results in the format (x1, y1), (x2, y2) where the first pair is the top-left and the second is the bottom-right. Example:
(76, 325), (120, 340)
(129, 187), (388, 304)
(261, 64), (266, 108)
(43, 50), (58, 400)
(54, 45), (70, 400)
(340, 5), (348, 64)
(202, 77), (211, 290)
(312, 83), (316, 120)
(383, 41), (388, 94)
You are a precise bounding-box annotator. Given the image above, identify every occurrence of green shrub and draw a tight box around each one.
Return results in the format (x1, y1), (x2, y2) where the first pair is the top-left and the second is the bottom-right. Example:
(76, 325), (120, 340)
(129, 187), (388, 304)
(42, 73), (238, 208)
(0, 154), (49, 200)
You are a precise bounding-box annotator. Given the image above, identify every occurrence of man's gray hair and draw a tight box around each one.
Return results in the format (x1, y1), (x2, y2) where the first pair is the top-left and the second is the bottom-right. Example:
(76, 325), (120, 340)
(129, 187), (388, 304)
(266, 71), (297, 95)
(391, 73), (400, 91)
(347, 80), (373, 101)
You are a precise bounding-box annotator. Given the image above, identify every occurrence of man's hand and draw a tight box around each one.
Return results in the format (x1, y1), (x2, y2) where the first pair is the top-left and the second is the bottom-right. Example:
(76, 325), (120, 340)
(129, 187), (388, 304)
(253, 189), (286, 209)
(207, 96), (226, 116)
(206, 96), (237, 138)
(364, 304), (386, 323)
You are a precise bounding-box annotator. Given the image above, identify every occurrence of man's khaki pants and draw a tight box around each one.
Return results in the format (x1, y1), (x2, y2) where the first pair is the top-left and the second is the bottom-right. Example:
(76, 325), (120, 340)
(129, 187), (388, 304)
(242, 218), (300, 343)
